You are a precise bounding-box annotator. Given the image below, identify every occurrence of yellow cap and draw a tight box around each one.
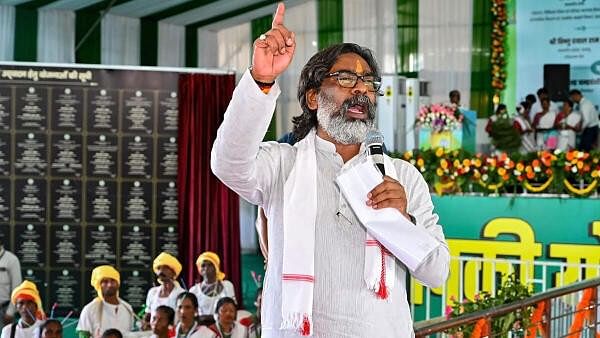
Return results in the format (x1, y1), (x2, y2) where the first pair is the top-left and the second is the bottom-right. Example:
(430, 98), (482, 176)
(196, 251), (225, 281)
(153, 252), (182, 278)
(11, 280), (44, 318)
(90, 265), (120, 300)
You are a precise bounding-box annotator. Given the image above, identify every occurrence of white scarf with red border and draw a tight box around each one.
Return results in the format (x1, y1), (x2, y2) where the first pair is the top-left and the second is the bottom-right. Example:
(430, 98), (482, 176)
(280, 129), (395, 336)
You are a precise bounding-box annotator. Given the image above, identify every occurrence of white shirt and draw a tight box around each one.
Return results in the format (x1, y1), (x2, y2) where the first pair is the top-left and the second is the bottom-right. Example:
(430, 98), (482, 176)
(175, 322), (202, 338)
(77, 299), (135, 336)
(577, 97), (599, 129)
(530, 100), (559, 120)
(211, 70), (450, 338)
(513, 115), (535, 153)
(144, 284), (185, 316)
(0, 320), (42, 338)
(0, 248), (22, 317)
(557, 112), (583, 151)
(196, 324), (246, 338)
(189, 281), (235, 315)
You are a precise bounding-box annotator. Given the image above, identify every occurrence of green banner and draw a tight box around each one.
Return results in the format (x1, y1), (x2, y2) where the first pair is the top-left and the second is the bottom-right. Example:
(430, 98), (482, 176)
(412, 195), (600, 320)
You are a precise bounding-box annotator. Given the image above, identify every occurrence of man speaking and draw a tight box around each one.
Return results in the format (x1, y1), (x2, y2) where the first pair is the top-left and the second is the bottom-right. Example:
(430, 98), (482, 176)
(211, 3), (449, 337)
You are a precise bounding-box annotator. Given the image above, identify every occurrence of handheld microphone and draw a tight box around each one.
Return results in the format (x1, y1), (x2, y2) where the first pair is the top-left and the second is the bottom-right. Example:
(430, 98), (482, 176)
(365, 130), (385, 175)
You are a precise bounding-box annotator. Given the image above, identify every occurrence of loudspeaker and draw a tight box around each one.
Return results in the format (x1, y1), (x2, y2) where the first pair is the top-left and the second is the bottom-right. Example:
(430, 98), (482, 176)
(543, 64), (570, 102)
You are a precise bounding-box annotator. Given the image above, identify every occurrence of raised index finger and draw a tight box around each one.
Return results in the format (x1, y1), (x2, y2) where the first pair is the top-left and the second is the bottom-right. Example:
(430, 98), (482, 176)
(272, 2), (285, 27)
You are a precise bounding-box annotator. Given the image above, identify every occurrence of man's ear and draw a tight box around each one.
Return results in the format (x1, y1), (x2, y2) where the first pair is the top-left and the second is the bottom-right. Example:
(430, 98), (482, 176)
(306, 89), (318, 110)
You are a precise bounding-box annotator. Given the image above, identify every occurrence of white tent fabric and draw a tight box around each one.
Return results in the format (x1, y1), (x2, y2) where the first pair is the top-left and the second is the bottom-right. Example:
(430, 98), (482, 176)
(37, 9), (75, 63)
(101, 13), (140, 65)
(158, 22), (185, 67)
(418, 0), (473, 106)
(0, 5), (15, 61)
(197, 28), (219, 68)
(275, 0), (318, 135)
(216, 22), (251, 74)
(343, 0), (397, 74)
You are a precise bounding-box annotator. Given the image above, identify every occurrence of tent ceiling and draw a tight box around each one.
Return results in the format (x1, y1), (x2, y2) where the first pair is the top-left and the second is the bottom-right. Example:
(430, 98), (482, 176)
(12, 0), (284, 28)
(0, 0), (32, 5)
(41, 0), (103, 11)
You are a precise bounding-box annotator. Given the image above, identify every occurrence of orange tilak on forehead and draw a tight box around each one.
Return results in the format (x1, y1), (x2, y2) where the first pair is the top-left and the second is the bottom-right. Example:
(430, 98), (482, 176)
(355, 59), (363, 74)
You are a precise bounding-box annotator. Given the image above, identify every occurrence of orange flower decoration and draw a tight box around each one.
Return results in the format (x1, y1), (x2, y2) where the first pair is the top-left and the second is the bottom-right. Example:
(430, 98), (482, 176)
(440, 159), (449, 169)
(540, 152), (554, 167)
(566, 151), (575, 161)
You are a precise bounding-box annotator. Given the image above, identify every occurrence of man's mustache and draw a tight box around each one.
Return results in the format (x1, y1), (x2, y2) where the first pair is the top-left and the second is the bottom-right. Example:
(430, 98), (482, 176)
(340, 95), (376, 120)
(157, 272), (171, 279)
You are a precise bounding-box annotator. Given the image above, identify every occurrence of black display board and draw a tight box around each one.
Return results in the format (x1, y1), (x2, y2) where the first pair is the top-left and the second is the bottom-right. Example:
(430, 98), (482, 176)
(0, 133), (11, 175)
(50, 224), (82, 267)
(0, 179), (11, 222)
(49, 269), (82, 316)
(0, 64), (179, 314)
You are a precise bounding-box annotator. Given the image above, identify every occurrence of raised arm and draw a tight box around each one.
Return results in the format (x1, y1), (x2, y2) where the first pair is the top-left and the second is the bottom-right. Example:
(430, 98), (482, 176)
(211, 3), (296, 205)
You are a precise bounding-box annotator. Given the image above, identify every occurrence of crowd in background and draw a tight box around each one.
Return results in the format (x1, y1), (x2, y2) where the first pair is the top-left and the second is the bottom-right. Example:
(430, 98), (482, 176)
(486, 87), (599, 153)
(0, 246), (261, 338)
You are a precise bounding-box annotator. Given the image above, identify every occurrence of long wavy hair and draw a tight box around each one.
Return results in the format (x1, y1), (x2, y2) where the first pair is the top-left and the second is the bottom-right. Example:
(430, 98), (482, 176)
(293, 43), (380, 141)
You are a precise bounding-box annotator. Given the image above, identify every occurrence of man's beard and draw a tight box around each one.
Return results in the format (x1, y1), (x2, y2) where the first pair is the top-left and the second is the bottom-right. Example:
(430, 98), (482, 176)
(316, 91), (376, 144)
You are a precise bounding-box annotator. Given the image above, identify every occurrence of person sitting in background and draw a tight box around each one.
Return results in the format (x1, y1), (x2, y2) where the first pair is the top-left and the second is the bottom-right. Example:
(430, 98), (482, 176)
(530, 87), (559, 121)
(555, 100), (582, 151)
(77, 266), (135, 338)
(525, 93), (536, 109)
(143, 253), (185, 330)
(0, 243), (22, 331)
(189, 252), (235, 324)
(150, 306), (175, 338)
(569, 89), (599, 151)
(485, 104), (506, 135)
(196, 298), (246, 338)
(38, 320), (62, 338)
(513, 101), (536, 153)
(486, 104), (521, 153)
(449, 89), (461, 107)
(0, 281), (44, 338)
(238, 288), (262, 338)
(532, 98), (558, 150)
(100, 329), (122, 338)
(174, 293), (201, 338)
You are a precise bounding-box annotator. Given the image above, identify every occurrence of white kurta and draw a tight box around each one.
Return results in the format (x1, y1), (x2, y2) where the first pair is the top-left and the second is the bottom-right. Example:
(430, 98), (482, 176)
(189, 280), (236, 315)
(0, 248), (22, 319)
(0, 320), (42, 338)
(557, 112), (582, 151)
(211, 70), (450, 338)
(513, 115), (535, 153)
(577, 97), (599, 129)
(76, 299), (135, 336)
(530, 100), (559, 120)
(535, 111), (558, 149)
(195, 324), (247, 338)
(144, 284), (185, 316)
